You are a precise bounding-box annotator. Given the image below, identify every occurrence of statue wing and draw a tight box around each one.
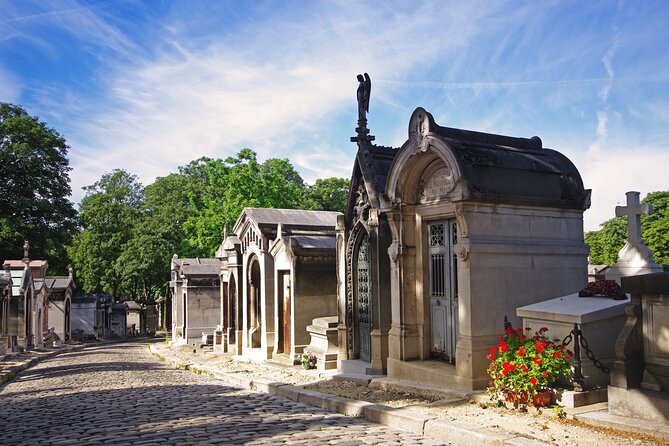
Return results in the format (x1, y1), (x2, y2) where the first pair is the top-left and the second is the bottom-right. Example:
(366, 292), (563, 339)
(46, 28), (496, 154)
(363, 73), (371, 112)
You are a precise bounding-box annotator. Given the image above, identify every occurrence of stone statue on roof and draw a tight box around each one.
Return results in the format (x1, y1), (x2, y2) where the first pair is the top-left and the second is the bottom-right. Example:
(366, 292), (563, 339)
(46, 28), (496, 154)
(356, 73), (371, 123)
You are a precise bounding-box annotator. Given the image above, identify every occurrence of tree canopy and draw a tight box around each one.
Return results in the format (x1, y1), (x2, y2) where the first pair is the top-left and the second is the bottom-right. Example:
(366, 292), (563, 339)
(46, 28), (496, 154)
(585, 191), (669, 268)
(0, 103), (76, 272)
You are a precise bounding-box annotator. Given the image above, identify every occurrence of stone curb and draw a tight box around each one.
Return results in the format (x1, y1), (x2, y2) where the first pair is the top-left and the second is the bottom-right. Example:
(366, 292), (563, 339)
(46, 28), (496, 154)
(0, 344), (86, 386)
(149, 344), (551, 446)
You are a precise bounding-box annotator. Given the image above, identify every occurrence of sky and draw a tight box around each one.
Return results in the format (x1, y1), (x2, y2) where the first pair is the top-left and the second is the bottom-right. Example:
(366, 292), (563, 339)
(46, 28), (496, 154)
(1, 0), (668, 232)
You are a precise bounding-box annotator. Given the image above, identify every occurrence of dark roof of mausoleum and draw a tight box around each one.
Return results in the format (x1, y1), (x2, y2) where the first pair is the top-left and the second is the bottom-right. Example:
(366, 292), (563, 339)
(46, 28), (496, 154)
(356, 144), (397, 197)
(179, 258), (220, 277)
(242, 208), (340, 228)
(389, 108), (590, 210)
(291, 235), (337, 251)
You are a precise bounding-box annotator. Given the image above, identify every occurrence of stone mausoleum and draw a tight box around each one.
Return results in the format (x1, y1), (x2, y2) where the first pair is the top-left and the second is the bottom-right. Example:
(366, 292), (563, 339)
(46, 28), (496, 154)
(338, 74), (591, 389)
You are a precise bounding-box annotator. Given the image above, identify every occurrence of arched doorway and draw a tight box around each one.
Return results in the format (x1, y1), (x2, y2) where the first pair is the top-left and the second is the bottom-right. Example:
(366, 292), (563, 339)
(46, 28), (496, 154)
(247, 257), (261, 348)
(355, 232), (372, 362)
(228, 276), (236, 344)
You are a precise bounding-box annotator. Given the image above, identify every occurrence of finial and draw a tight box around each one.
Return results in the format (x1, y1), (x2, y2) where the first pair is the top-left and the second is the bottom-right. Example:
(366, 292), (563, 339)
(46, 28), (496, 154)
(22, 240), (29, 263)
(351, 73), (375, 144)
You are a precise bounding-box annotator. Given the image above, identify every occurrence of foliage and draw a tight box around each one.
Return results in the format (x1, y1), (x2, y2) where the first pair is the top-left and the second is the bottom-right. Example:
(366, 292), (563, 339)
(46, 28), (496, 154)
(183, 149), (308, 255)
(304, 177), (350, 213)
(0, 103), (76, 272)
(69, 169), (143, 300)
(300, 351), (317, 370)
(585, 191), (669, 268)
(487, 327), (572, 406)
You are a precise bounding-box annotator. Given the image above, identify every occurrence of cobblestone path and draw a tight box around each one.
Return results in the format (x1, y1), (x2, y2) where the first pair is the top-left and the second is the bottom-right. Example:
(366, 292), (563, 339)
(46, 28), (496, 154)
(0, 341), (446, 445)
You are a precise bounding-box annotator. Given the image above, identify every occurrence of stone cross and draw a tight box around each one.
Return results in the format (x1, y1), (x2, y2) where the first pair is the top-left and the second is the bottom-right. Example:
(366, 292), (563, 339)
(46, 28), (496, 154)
(615, 191), (651, 248)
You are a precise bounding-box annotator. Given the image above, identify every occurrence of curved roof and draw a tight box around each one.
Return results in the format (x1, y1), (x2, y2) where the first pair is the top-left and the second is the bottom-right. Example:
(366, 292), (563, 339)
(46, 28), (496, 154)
(387, 108), (590, 210)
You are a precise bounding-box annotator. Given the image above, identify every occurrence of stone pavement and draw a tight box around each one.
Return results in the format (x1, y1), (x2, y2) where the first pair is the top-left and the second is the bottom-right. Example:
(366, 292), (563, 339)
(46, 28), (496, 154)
(0, 341), (447, 445)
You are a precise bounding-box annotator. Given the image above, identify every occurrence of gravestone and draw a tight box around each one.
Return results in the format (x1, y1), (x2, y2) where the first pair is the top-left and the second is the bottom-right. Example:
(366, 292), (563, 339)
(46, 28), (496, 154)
(606, 191), (662, 284)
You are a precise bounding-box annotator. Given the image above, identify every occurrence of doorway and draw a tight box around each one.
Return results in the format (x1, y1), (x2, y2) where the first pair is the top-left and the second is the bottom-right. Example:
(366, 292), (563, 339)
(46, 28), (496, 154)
(427, 220), (458, 363)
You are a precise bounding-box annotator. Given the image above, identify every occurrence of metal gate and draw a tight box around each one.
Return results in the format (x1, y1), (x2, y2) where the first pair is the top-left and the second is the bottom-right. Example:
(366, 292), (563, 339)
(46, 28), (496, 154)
(356, 234), (371, 362)
(428, 220), (458, 363)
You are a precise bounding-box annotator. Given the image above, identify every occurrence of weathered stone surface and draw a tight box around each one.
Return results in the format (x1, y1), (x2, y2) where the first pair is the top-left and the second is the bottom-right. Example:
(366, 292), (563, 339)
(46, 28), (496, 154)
(0, 341), (445, 445)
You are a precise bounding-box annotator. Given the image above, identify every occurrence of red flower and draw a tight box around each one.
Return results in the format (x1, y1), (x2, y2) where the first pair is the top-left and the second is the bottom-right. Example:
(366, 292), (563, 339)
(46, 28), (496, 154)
(543, 371), (549, 378)
(532, 335), (538, 340)
(534, 343), (545, 353)
(529, 377), (538, 385)
(557, 345), (565, 351)
(502, 369), (509, 376)
(516, 327), (523, 333)
(519, 334), (527, 341)
(505, 327), (514, 335)
(517, 346), (525, 357)
(553, 351), (563, 359)
(520, 365), (529, 373)
(498, 334), (503, 341)
(487, 354), (495, 361)
(533, 356), (542, 365)
(498, 342), (508, 353)
(489, 347), (496, 355)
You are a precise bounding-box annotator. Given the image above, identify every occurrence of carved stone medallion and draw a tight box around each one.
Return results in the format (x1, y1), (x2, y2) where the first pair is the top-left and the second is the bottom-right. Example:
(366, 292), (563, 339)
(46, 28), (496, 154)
(423, 166), (455, 198)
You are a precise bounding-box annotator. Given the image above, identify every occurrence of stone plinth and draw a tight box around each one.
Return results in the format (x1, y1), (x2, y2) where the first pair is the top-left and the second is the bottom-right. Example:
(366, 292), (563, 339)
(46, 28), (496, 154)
(608, 272), (669, 422)
(213, 329), (226, 353)
(517, 293), (630, 388)
(305, 316), (338, 370)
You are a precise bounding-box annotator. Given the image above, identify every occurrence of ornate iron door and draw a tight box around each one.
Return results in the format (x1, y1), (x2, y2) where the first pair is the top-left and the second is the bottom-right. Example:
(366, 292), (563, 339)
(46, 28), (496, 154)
(356, 234), (371, 362)
(428, 220), (458, 363)
(282, 272), (291, 354)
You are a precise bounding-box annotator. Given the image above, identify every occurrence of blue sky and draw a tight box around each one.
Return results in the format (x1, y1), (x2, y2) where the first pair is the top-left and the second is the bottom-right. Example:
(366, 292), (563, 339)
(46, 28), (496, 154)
(1, 0), (668, 231)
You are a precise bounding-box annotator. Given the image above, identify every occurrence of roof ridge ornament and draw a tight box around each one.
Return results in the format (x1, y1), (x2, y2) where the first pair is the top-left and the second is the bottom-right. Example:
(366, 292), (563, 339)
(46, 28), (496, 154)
(351, 73), (375, 145)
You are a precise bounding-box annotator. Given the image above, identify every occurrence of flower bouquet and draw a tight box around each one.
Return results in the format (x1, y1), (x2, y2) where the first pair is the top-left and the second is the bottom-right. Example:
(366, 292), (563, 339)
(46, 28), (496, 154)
(487, 326), (572, 407)
(578, 280), (626, 299)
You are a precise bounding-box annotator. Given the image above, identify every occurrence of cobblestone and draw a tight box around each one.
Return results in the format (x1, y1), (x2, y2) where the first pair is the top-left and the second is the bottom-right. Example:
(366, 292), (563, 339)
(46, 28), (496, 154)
(0, 341), (446, 445)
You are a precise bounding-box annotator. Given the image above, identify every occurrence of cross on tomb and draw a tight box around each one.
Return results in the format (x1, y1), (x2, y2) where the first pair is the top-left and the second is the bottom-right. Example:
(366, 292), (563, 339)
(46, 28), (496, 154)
(615, 191), (651, 248)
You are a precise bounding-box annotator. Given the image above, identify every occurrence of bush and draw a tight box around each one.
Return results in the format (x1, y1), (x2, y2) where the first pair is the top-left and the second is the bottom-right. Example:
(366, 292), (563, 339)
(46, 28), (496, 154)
(487, 326), (572, 406)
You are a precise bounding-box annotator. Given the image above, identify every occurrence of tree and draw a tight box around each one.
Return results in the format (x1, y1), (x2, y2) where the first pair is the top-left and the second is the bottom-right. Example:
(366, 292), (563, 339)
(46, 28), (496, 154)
(304, 177), (350, 212)
(116, 172), (201, 300)
(0, 103), (76, 272)
(585, 191), (669, 268)
(183, 149), (308, 255)
(69, 169), (142, 300)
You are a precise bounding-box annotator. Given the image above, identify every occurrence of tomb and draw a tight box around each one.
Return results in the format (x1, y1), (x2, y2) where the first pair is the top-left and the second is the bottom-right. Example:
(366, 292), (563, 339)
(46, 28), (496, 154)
(170, 255), (221, 345)
(215, 231), (244, 354)
(269, 222), (338, 365)
(337, 101), (396, 374)
(44, 268), (75, 343)
(0, 268), (11, 352)
(225, 208), (340, 361)
(608, 272), (669, 422)
(2, 242), (49, 350)
(71, 293), (112, 340)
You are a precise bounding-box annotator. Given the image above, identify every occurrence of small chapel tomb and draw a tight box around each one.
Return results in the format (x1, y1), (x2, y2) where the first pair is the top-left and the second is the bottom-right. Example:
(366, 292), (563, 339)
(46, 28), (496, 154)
(217, 208), (340, 362)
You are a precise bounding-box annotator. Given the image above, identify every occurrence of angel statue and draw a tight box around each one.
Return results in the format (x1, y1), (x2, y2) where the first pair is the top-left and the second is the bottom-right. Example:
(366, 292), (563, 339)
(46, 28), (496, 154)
(356, 73), (371, 123)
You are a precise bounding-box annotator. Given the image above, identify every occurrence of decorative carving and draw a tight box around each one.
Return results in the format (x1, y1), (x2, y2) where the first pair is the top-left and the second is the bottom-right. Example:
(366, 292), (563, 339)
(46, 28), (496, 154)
(454, 204), (469, 238)
(353, 183), (371, 222)
(345, 223), (366, 358)
(423, 166), (455, 198)
(457, 146), (501, 166)
(455, 243), (470, 262)
(388, 239), (400, 263)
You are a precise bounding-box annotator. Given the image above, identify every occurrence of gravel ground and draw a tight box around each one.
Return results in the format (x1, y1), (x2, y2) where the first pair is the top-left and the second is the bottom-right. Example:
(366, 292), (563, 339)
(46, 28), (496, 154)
(152, 342), (668, 446)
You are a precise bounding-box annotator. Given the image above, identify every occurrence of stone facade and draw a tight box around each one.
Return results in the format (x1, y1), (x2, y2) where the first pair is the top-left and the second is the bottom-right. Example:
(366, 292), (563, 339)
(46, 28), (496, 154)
(44, 271), (75, 343)
(218, 208), (340, 362)
(609, 272), (669, 422)
(170, 256), (221, 345)
(338, 103), (591, 389)
(71, 294), (112, 340)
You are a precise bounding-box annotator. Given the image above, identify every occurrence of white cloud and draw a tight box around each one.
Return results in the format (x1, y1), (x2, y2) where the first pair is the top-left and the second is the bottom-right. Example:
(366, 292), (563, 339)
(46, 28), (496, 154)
(0, 67), (22, 102)
(61, 0), (515, 202)
(575, 145), (669, 232)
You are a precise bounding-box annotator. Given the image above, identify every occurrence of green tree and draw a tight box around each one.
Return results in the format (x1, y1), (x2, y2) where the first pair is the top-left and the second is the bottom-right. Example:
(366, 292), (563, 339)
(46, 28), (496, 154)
(69, 169), (142, 300)
(585, 191), (669, 268)
(0, 103), (76, 272)
(304, 177), (350, 212)
(183, 149), (308, 255)
(116, 172), (201, 300)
